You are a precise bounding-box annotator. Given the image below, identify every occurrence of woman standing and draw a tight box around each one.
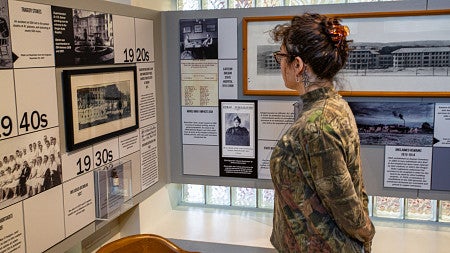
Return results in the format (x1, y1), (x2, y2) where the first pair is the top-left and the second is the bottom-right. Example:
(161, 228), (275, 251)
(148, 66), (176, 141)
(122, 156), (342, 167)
(269, 13), (375, 252)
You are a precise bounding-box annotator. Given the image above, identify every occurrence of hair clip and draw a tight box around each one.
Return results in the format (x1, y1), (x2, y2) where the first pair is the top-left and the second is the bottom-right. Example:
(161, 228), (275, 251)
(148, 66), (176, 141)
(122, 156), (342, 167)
(328, 25), (349, 49)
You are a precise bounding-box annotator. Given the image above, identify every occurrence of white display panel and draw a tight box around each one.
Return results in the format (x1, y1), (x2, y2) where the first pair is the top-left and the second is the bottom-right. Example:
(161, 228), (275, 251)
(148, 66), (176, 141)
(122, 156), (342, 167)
(258, 140), (277, 180)
(0, 69), (18, 140)
(93, 138), (120, 169)
(218, 18), (237, 59)
(23, 185), (65, 253)
(9, 0), (55, 68)
(135, 18), (154, 62)
(434, 103), (450, 147)
(183, 145), (219, 176)
(63, 171), (95, 236)
(61, 146), (94, 183)
(257, 100), (295, 141)
(113, 15), (136, 64)
(0, 202), (25, 253)
(14, 68), (58, 136)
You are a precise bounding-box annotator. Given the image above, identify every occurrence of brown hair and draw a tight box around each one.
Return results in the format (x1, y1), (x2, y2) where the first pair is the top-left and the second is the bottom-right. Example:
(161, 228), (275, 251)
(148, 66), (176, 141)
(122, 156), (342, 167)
(271, 13), (350, 80)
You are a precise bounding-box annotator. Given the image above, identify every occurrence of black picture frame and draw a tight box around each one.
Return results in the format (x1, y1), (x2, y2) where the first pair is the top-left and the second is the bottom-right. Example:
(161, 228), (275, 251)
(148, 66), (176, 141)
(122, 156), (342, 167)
(62, 66), (139, 151)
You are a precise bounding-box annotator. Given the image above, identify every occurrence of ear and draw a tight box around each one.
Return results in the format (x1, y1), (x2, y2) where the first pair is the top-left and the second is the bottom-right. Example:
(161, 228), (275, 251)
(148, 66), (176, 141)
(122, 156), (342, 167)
(293, 56), (305, 75)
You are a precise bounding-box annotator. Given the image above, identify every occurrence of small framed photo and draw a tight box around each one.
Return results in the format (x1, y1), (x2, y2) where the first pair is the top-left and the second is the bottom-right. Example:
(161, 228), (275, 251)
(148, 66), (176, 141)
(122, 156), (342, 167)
(194, 24), (202, 33)
(183, 26), (191, 33)
(62, 66), (139, 151)
(206, 24), (216, 32)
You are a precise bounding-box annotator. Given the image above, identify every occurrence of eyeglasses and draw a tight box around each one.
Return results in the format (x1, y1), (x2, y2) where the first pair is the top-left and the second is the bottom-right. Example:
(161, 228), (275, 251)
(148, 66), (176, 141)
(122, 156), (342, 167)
(272, 51), (290, 64)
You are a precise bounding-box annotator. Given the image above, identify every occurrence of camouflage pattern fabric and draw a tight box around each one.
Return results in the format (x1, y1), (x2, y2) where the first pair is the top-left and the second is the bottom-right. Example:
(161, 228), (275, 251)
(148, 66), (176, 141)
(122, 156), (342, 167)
(270, 87), (375, 253)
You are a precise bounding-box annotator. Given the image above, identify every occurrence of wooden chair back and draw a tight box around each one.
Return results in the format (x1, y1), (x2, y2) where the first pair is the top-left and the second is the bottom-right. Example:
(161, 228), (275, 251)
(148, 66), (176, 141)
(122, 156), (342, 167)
(96, 234), (200, 253)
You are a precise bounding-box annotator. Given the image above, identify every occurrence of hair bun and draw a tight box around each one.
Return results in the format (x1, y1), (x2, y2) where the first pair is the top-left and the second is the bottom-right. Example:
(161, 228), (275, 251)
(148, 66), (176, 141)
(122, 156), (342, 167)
(328, 24), (349, 49)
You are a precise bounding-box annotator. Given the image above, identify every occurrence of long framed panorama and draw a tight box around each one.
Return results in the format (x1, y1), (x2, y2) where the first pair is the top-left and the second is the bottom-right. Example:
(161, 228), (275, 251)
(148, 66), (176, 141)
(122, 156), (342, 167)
(243, 10), (450, 97)
(62, 66), (138, 151)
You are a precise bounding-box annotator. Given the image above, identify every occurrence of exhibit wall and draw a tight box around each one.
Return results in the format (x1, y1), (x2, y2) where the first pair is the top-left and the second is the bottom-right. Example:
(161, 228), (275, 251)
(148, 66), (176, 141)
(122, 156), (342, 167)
(0, 0), (165, 252)
(163, 0), (450, 200)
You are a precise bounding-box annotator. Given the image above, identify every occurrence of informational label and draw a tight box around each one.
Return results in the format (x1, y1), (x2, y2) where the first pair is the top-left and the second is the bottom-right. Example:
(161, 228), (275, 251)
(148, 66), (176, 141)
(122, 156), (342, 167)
(119, 130), (140, 158)
(0, 70), (18, 140)
(61, 146), (93, 183)
(384, 146), (432, 190)
(63, 172), (95, 236)
(140, 123), (158, 189)
(93, 138), (119, 169)
(218, 60), (237, 99)
(113, 15), (135, 64)
(181, 60), (218, 106)
(258, 140), (277, 180)
(0, 203), (25, 253)
(135, 18), (154, 62)
(433, 103), (450, 147)
(258, 100), (295, 141)
(9, 0), (54, 68)
(137, 62), (156, 127)
(182, 107), (218, 145)
(14, 68), (58, 135)
(220, 158), (257, 178)
(51, 6), (74, 66)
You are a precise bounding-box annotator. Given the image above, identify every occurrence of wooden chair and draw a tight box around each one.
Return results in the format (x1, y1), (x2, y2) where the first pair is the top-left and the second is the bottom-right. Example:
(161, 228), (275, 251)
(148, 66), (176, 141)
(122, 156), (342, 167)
(96, 234), (200, 253)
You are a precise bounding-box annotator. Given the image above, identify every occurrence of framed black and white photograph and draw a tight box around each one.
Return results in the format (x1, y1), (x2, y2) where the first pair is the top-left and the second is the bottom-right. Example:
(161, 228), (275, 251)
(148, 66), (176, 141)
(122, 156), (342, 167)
(243, 11), (450, 97)
(62, 66), (138, 151)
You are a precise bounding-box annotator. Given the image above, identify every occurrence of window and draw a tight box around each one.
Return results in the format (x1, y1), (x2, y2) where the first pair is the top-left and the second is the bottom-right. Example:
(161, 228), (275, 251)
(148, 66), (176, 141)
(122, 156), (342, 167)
(178, 0), (402, 10)
(182, 184), (274, 210)
(182, 184), (450, 223)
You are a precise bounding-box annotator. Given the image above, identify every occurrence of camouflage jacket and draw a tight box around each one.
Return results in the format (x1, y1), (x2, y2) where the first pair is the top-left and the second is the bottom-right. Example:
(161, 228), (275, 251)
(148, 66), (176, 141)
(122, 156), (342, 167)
(270, 87), (375, 253)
